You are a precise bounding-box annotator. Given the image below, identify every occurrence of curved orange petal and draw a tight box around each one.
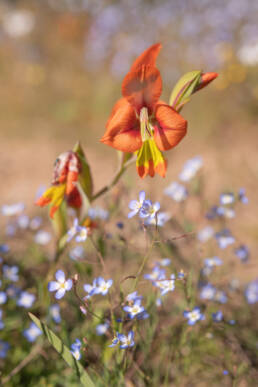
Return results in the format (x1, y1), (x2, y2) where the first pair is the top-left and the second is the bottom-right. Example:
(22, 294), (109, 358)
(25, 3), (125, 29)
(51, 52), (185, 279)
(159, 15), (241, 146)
(196, 72), (218, 91)
(154, 103), (187, 151)
(122, 65), (162, 112)
(100, 98), (142, 153)
(130, 43), (162, 71)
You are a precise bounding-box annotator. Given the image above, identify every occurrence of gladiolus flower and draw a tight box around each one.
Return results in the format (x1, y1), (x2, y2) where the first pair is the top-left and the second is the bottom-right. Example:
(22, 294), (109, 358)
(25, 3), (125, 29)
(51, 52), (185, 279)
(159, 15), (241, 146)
(36, 151), (82, 218)
(101, 43), (187, 178)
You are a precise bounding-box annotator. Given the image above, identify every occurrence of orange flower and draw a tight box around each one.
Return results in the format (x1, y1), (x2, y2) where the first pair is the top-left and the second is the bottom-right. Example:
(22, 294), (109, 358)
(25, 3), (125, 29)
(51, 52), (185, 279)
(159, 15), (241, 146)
(36, 151), (82, 218)
(100, 43), (187, 178)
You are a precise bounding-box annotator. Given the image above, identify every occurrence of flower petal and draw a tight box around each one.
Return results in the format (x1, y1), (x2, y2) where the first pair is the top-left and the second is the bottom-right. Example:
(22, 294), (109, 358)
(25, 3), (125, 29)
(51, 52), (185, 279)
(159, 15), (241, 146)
(55, 270), (65, 283)
(48, 281), (60, 292)
(122, 66), (162, 112)
(55, 288), (66, 300)
(130, 43), (162, 72)
(101, 98), (142, 153)
(65, 279), (73, 291)
(154, 103), (187, 151)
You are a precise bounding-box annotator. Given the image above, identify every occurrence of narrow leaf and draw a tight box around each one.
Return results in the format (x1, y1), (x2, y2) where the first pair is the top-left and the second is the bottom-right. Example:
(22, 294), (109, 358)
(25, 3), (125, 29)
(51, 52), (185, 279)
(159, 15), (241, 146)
(28, 313), (95, 387)
(73, 141), (93, 201)
(169, 71), (201, 111)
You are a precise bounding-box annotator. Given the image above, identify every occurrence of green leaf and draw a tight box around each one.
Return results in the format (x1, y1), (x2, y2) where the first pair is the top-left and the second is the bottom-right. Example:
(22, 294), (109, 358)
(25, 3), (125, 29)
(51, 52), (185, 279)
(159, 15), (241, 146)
(73, 142), (93, 201)
(29, 313), (95, 387)
(52, 200), (68, 239)
(169, 71), (201, 111)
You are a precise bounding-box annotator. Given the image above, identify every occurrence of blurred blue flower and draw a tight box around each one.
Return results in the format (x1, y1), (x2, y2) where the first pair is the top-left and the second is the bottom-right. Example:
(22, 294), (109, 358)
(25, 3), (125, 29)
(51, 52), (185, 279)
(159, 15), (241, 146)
(238, 188), (248, 204)
(220, 192), (234, 205)
(96, 322), (109, 336)
(204, 257), (223, 268)
(223, 370), (229, 375)
(144, 211), (171, 227)
(245, 279), (258, 304)
(17, 214), (30, 229)
(23, 322), (42, 342)
(139, 200), (160, 220)
(6, 284), (20, 299)
(200, 284), (216, 300)
(1, 202), (25, 216)
(212, 310), (223, 322)
(144, 266), (166, 283)
(214, 290), (228, 304)
(67, 218), (88, 243)
(159, 258), (171, 267)
(0, 292), (7, 305)
(197, 226), (214, 242)
(155, 274), (176, 296)
(0, 309), (4, 330)
(88, 206), (109, 220)
(118, 331), (135, 349)
(83, 282), (94, 300)
(3, 265), (19, 282)
(48, 270), (73, 300)
(178, 270), (185, 279)
(90, 277), (113, 296)
(17, 291), (35, 308)
(234, 245), (249, 262)
(179, 156), (203, 182)
(6, 224), (16, 236)
(69, 245), (86, 261)
(123, 299), (145, 319)
(49, 304), (61, 323)
(108, 333), (120, 348)
(215, 229), (235, 249)
(0, 244), (9, 254)
(30, 216), (42, 230)
(0, 340), (10, 358)
(128, 191), (146, 218)
(70, 339), (82, 360)
(183, 307), (205, 325)
(126, 291), (142, 303)
(34, 230), (52, 245)
(164, 182), (188, 202)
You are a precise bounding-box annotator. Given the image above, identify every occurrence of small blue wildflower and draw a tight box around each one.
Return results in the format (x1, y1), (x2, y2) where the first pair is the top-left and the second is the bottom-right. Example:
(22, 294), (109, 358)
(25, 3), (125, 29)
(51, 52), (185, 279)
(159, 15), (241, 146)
(34, 230), (52, 245)
(108, 333), (120, 348)
(136, 310), (149, 320)
(179, 156), (203, 182)
(1, 202), (25, 216)
(156, 298), (162, 307)
(49, 304), (61, 323)
(90, 277), (113, 296)
(140, 200), (160, 219)
(0, 292), (7, 305)
(245, 279), (258, 304)
(48, 270), (73, 299)
(67, 218), (88, 243)
(206, 206), (221, 220)
(83, 282), (94, 299)
(3, 265), (19, 282)
(197, 226), (214, 243)
(223, 370), (229, 375)
(238, 188), (248, 204)
(215, 229), (235, 249)
(164, 182), (188, 202)
(70, 339), (82, 360)
(23, 322), (42, 342)
(69, 245), (85, 261)
(234, 245), (249, 262)
(116, 222), (124, 229)
(6, 224), (16, 236)
(6, 284), (20, 299)
(17, 291), (35, 308)
(126, 291), (142, 303)
(17, 214), (30, 229)
(128, 191), (146, 218)
(144, 211), (171, 227)
(155, 274), (176, 296)
(183, 307), (205, 325)
(118, 331), (135, 349)
(178, 269), (185, 279)
(96, 322), (109, 336)
(200, 284), (216, 300)
(159, 258), (171, 267)
(212, 310), (223, 322)
(30, 216), (42, 230)
(214, 290), (228, 304)
(228, 319), (236, 325)
(123, 299), (145, 319)
(0, 244), (10, 254)
(144, 266), (166, 283)
(220, 192), (234, 205)
(0, 340), (10, 358)
(88, 206), (109, 220)
(204, 257), (223, 268)
(201, 266), (213, 277)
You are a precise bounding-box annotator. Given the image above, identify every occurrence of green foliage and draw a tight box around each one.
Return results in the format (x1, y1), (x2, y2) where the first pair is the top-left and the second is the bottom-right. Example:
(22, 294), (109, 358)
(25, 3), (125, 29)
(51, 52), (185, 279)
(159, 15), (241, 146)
(169, 71), (201, 111)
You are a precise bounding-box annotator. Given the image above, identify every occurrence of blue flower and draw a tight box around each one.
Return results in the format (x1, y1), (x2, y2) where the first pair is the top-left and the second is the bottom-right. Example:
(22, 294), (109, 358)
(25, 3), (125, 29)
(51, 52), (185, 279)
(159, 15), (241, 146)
(164, 182), (188, 202)
(3, 265), (19, 282)
(200, 284), (216, 300)
(183, 307), (205, 325)
(49, 304), (61, 323)
(23, 323), (42, 342)
(117, 331), (135, 349)
(48, 270), (73, 299)
(159, 258), (171, 267)
(90, 277), (113, 296)
(108, 333), (120, 348)
(214, 290), (228, 304)
(17, 291), (36, 308)
(220, 193), (234, 205)
(223, 370), (229, 375)
(234, 245), (249, 262)
(123, 299), (145, 319)
(128, 191), (146, 218)
(139, 200), (160, 219)
(179, 156), (203, 182)
(17, 214), (30, 229)
(204, 257), (223, 268)
(238, 188), (248, 204)
(6, 284), (20, 299)
(197, 226), (214, 243)
(126, 291), (142, 303)
(67, 218), (88, 243)
(30, 216), (42, 230)
(212, 310), (223, 322)
(144, 266), (166, 283)
(96, 322), (109, 336)
(34, 230), (52, 245)
(70, 339), (82, 360)
(83, 282), (94, 299)
(69, 245), (86, 261)
(144, 211), (171, 227)
(155, 274), (176, 296)
(178, 269), (185, 279)
(0, 244), (10, 254)
(0, 292), (7, 305)
(1, 202), (25, 216)
(0, 340), (10, 358)
(88, 206), (109, 220)
(245, 279), (258, 304)
(215, 229), (235, 249)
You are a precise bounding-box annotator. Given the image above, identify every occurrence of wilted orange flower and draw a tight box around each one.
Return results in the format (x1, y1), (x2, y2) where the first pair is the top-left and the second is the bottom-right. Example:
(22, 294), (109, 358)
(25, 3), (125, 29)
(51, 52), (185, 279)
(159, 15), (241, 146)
(101, 43), (187, 178)
(36, 151), (82, 218)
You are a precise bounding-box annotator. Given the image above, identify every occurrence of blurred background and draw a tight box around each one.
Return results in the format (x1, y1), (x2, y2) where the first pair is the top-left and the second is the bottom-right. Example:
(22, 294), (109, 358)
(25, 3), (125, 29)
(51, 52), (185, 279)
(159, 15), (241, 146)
(0, 0), (257, 218)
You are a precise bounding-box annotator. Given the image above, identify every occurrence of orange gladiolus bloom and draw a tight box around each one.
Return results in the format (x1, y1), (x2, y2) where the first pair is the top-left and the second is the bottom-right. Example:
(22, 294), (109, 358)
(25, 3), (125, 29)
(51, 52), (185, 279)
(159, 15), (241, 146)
(36, 151), (82, 218)
(101, 43), (187, 178)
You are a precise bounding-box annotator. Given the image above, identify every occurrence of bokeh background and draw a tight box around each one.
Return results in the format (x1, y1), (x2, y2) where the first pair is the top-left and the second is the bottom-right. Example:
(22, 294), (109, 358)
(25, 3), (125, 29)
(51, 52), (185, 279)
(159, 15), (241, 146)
(0, 0), (257, 248)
